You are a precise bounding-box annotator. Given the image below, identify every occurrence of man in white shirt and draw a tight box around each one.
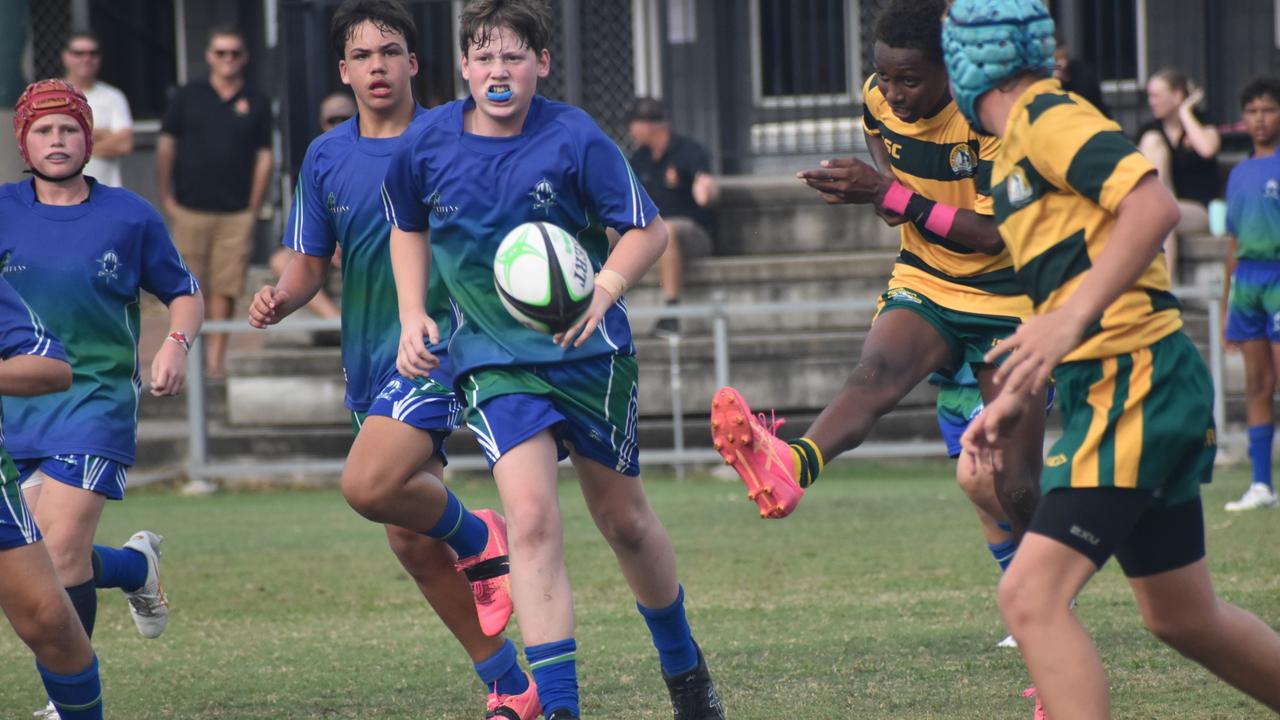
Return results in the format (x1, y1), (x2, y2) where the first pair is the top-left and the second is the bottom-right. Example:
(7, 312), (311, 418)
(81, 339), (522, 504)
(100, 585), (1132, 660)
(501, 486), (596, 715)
(62, 31), (133, 187)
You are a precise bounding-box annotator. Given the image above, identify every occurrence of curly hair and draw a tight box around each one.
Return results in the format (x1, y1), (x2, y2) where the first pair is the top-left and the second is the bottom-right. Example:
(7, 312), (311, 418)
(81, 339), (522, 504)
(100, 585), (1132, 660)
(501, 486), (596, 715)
(1241, 76), (1280, 109)
(874, 0), (947, 66)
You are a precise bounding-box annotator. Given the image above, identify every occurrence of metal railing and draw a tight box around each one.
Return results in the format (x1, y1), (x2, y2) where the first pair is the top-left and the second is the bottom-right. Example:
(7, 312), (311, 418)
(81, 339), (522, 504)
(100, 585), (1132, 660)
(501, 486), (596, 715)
(183, 280), (1226, 482)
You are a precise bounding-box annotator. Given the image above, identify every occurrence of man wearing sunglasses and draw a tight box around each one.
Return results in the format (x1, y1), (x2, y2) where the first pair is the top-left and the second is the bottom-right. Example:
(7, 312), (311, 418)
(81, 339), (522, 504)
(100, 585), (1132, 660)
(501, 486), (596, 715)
(61, 31), (133, 188)
(157, 26), (273, 378)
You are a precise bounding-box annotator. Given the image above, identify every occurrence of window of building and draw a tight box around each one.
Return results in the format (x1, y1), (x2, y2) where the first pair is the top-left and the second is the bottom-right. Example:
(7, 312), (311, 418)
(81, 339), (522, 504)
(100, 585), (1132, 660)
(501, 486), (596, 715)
(752, 0), (858, 106)
(1053, 0), (1146, 88)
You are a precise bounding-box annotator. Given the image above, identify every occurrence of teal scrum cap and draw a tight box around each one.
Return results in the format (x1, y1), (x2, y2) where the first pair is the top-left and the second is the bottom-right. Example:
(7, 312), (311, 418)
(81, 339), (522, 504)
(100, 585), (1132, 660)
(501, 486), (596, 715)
(942, 0), (1057, 132)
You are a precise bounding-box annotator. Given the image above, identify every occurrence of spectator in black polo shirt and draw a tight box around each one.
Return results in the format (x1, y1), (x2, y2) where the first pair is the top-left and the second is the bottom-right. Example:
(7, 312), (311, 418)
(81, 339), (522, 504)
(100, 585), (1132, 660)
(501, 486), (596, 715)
(156, 26), (273, 377)
(627, 97), (720, 337)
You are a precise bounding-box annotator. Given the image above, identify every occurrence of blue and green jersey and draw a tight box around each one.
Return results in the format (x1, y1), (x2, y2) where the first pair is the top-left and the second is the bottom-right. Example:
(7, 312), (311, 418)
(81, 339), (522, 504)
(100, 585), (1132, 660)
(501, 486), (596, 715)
(1227, 152), (1280, 261)
(286, 106), (458, 412)
(0, 179), (196, 464)
(383, 95), (657, 379)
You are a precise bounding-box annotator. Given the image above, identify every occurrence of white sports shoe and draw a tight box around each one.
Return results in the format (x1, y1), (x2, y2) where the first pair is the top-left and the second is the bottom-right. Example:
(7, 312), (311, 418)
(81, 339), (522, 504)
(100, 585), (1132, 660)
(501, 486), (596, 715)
(33, 701), (60, 719)
(1224, 483), (1279, 512)
(997, 634), (1018, 649)
(122, 530), (170, 638)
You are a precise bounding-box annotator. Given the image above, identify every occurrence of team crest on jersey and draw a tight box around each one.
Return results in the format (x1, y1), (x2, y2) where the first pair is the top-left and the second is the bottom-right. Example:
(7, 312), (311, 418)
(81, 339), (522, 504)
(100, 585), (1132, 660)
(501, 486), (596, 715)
(529, 177), (558, 213)
(96, 249), (120, 281)
(949, 143), (976, 177)
(426, 190), (458, 220)
(885, 287), (923, 304)
(1266, 178), (1279, 200)
(1006, 167), (1033, 208)
(326, 192), (350, 215)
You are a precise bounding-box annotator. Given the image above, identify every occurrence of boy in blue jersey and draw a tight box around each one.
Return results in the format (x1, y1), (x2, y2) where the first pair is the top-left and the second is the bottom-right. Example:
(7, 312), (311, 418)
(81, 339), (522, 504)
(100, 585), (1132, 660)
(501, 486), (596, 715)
(0, 282), (104, 720)
(1221, 76), (1280, 512)
(1, 79), (203, 719)
(383, 2), (724, 718)
(247, 2), (536, 717)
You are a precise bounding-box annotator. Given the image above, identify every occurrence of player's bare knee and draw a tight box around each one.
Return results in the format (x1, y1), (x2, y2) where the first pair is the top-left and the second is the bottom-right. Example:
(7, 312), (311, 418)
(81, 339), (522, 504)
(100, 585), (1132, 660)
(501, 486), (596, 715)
(1141, 602), (1211, 653)
(955, 463), (991, 501)
(13, 594), (74, 655)
(1245, 368), (1275, 399)
(506, 507), (562, 557)
(846, 356), (913, 416)
(593, 503), (654, 555)
(43, 542), (85, 583)
(997, 571), (1051, 633)
(340, 467), (395, 521)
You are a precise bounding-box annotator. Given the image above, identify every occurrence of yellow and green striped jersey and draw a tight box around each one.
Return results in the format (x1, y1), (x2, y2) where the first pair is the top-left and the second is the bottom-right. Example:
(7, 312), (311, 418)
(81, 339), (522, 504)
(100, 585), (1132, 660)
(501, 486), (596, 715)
(991, 78), (1181, 362)
(862, 74), (1030, 319)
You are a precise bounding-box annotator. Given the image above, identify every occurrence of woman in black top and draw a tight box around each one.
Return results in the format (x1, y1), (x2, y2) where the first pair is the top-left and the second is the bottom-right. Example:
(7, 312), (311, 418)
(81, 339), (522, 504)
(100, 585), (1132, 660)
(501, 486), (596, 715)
(1138, 67), (1222, 281)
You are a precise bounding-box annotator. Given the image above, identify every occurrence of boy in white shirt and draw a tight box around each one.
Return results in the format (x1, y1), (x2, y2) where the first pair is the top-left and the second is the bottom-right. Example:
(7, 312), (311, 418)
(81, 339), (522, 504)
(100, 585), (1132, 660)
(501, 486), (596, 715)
(62, 31), (133, 187)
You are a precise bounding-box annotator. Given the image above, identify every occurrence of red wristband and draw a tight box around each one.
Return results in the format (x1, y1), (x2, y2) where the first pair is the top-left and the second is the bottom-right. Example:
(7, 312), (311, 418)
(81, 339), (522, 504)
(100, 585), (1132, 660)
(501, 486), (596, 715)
(167, 331), (192, 353)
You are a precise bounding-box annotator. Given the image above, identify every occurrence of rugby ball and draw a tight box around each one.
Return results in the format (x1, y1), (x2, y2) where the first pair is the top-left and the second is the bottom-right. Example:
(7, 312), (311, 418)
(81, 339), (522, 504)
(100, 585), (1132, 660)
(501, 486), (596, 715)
(493, 221), (595, 334)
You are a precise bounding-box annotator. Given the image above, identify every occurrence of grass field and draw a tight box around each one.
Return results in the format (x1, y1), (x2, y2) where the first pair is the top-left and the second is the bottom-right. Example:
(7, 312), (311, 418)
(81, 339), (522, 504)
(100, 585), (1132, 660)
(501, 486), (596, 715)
(2, 461), (1278, 719)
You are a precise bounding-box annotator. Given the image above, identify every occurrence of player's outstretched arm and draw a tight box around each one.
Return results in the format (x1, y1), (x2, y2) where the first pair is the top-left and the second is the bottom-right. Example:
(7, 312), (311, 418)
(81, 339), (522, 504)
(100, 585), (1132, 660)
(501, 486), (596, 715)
(557, 216), (669, 348)
(248, 253), (330, 328)
(151, 292), (204, 397)
(987, 173), (1179, 395)
(0, 355), (71, 396)
(389, 226), (439, 378)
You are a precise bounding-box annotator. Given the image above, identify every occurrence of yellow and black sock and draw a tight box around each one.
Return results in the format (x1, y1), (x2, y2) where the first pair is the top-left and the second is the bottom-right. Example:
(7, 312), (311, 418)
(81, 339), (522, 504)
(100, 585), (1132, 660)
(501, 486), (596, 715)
(788, 437), (824, 488)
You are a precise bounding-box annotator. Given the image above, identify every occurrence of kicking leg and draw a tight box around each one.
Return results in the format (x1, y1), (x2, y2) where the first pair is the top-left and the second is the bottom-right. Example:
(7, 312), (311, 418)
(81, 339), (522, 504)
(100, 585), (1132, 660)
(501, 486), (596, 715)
(711, 308), (952, 517)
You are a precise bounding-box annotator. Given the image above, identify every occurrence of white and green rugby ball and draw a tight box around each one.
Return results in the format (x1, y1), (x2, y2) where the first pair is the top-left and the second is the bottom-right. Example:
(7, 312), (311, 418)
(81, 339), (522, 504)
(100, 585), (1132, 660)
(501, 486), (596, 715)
(493, 221), (595, 334)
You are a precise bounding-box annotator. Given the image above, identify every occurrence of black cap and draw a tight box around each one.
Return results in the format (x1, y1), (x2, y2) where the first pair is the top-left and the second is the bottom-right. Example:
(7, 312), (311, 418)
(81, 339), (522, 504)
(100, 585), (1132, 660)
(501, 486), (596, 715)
(626, 97), (667, 123)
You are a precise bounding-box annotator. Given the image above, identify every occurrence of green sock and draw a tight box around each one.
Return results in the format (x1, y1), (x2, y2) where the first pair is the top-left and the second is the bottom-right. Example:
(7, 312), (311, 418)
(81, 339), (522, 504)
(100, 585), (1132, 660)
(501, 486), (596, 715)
(789, 438), (824, 488)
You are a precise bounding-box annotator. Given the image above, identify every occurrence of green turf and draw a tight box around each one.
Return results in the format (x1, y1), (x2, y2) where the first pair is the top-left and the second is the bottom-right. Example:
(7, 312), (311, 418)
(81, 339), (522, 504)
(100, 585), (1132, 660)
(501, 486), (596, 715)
(2, 462), (1278, 718)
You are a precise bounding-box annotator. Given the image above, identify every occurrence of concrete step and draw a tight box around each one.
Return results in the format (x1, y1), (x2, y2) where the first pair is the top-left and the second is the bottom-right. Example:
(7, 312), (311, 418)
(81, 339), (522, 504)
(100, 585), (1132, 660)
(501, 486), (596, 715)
(137, 378), (227, 420)
(714, 176), (900, 256)
(628, 251), (892, 335)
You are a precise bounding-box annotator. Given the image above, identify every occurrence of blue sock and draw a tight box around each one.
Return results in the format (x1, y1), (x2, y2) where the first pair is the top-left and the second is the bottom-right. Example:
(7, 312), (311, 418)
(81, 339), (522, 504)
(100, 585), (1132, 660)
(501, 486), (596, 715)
(37, 655), (103, 720)
(92, 545), (147, 592)
(1248, 424), (1274, 488)
(422, 489), (489, 560)
(988, 537), (1018, 572)
(526, 638), (579, 717)
(64, 581), (96, 639)
(637, 585), (699, 676)
(475, 638), (530, 696)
